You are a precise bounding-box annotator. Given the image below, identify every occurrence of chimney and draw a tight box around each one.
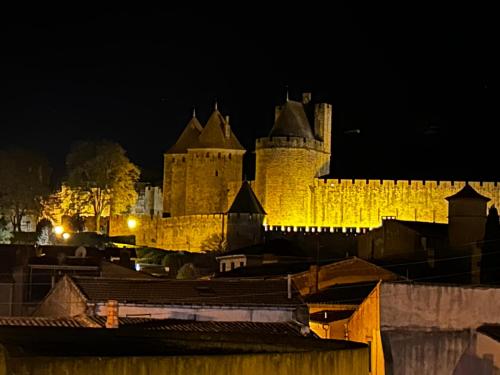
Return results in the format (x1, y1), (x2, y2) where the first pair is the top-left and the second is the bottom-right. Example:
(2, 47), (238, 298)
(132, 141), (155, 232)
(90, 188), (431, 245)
(287, 274), (292, 299)
(105, 299), (119, 329)
(302, 92), (312, 104)
(224, 116), (231, 139)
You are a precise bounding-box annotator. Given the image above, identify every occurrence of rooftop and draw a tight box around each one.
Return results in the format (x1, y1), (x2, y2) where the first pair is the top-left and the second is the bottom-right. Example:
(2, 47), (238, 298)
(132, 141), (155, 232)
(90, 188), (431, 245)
(446, 184), (491, 201)
(227, 181), (266, 215)
(304, 281), (378, 305)
(268, 100), (315, 139)
(69, 276), (304, 307)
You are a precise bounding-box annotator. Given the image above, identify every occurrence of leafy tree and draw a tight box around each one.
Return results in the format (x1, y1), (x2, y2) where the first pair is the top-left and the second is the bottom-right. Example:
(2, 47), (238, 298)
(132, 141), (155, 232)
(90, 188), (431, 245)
(0, 148), (51, 232)
(176, 263), (200, 280)
(0, 216), (13, 244)
(65, 140), (140, 232)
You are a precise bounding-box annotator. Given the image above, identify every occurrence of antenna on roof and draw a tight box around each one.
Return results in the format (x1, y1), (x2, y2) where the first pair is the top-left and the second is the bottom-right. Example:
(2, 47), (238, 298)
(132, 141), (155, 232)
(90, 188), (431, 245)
(192, 106), (196, 118)
(214, 99), (218, 111)
(285, 85), (289, 102)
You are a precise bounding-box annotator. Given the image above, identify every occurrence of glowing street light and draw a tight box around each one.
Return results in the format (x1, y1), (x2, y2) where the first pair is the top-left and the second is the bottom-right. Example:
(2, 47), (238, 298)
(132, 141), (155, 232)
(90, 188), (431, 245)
(62, 232), (71, 240)
(54, 226), (64, 235)
(127, 218), (137, 229)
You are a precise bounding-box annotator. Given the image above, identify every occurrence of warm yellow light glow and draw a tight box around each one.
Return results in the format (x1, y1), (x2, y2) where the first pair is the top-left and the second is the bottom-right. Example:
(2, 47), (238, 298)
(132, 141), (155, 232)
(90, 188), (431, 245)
(62, 232), (71, 240)
(127, 218), (137, 229)
(54, 226), (64, 235)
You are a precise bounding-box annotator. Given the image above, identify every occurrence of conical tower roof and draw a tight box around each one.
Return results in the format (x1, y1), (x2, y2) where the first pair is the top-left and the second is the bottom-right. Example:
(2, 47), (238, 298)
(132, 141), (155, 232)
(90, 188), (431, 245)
(192, 110), (244, 150)
(166, 116), (203, 154)
(228, 181), (266, 215)
(446, 184), (490, 202)
(268, 100), (314, 139)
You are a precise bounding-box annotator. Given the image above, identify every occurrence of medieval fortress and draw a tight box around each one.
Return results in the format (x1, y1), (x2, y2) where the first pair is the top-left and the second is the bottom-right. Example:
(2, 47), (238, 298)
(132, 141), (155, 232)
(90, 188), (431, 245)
(110, 93), (500, 251)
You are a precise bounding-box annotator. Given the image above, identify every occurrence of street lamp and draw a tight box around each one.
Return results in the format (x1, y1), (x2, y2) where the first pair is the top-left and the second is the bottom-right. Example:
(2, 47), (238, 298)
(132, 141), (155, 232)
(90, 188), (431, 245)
(127, 218), (137, 229)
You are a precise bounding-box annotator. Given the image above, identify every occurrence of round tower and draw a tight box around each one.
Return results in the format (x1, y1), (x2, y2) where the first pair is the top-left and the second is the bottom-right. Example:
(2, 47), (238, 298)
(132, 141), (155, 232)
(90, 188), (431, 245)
(255, 94), (332, 227)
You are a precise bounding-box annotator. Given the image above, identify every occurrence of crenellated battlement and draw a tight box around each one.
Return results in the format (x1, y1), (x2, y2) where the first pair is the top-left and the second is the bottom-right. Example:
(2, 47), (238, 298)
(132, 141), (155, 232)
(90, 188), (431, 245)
(256, 136), (325, 152)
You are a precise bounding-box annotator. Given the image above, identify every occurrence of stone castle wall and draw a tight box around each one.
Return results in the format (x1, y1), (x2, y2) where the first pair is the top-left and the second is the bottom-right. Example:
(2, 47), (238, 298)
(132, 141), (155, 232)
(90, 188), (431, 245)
(110, 214), (226, 251)
(266, 179), (500, 229)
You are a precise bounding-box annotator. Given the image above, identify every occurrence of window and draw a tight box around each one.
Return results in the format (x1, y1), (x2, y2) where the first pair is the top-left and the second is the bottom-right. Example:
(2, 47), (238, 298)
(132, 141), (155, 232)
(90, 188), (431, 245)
(221, 263), (226, 272)
(218, 152), (221, 159)
(215, 170), (218, 177)
(230, 262), (235, 270)
(229, 154), (232, 159)
(239, 261), (244, 267)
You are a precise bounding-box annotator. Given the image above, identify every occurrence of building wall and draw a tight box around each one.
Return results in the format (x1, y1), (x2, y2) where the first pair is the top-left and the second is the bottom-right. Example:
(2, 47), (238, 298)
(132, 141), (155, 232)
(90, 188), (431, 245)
(357, 220), (435, 259)
(346, 282), (385, 375)
(380, 283), (500, 330)
(185, 150), (244, 215)
(0, 284), (13, 316)
(93, 303), (301, 323)
(2, 348), (370, 375)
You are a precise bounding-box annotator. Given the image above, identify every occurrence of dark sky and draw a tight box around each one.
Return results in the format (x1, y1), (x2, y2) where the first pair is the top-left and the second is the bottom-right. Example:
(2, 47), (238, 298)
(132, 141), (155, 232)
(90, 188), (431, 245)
(0, 3), (496, 184)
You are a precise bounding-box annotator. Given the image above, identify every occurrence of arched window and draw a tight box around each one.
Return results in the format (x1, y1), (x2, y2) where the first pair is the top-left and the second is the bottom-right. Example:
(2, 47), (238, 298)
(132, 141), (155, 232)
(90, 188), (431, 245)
(215, 170), (218, 177)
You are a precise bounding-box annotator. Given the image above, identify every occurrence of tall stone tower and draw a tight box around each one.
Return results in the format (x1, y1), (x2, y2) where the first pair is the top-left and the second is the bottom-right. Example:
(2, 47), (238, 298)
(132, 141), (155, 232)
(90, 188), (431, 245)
(163, 107), (246, 216)
(226, 180), (266, 250)
(255, 93), (332, 226)
(446, 184), (490, 283)
(163, 113), (203, 216)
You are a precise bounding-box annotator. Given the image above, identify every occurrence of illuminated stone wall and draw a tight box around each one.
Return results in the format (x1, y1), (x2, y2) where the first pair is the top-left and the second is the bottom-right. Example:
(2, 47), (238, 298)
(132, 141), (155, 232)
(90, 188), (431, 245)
(185, 150), (244, 215)
(262, 179), (500, 229)
(255, 137), (326, 226)
(110, 214), (226, 252)
(110, 210), (262, 252)
(163, 150), (244, 217)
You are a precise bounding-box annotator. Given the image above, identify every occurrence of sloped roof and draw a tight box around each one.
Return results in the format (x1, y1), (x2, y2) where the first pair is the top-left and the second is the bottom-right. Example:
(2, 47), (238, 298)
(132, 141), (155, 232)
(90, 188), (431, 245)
(269, 100), (315, 139)
(304, 281), (378, 305)
(191, 110), (244, 150)
(228, 181), (266, 215)
(392, 220), (448, 238)
(0, 315), (310, 338)
(445, 184), (491, 201)
(166, 116), (203, 154)
(69, 276), (303, 307)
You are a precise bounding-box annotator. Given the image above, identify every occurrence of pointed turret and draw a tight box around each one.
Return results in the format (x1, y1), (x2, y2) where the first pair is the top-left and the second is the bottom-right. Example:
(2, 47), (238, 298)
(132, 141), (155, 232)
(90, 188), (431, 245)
(228, 181), (266, 215)
(166, 116), (203, 154)
(193, 109), (244, 150)
(268, 100), (315, 139)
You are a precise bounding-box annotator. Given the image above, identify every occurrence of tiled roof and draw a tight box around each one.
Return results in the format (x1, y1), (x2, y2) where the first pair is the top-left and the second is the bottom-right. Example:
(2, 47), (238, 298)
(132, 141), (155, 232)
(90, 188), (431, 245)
(446, 184), (491, 201)
(304, 281), (378, 305)
(0, 316), (97, 328)
(227, 181), (266, 214)
(269, 101), (315, 139)
(0, 316), (312, 337)
(166, 116), (203, 154)
(191, 110), (244, 150)
(309, 309), (355, 323)
(89, 316), (312, 336)
(71, 276), (303, 307)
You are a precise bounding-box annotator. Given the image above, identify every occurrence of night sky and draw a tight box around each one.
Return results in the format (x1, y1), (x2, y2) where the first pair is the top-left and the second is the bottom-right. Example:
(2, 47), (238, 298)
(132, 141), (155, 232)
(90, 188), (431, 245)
(0, 3), (495, 185)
